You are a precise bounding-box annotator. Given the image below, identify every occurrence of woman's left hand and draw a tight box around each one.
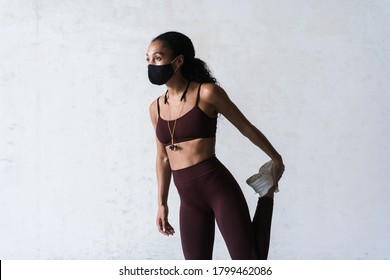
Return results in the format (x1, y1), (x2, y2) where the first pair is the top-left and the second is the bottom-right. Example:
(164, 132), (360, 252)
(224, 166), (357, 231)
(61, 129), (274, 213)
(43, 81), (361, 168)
(272, 158), (285, 190)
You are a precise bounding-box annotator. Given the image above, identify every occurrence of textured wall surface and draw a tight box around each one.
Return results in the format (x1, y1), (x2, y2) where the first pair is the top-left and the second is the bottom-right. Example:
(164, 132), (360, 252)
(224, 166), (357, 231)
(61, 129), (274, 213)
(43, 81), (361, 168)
(1, 0), (389, 259)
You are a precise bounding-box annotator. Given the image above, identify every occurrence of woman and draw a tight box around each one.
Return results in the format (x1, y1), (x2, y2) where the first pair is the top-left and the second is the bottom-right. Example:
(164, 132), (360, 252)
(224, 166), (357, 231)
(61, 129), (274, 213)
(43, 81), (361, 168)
(147, 31), (284, 260)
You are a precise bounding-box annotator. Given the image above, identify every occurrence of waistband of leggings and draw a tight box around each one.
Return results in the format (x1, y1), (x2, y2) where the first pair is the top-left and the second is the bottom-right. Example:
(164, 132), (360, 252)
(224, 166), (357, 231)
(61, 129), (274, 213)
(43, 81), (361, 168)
(172, 155), (221, 183)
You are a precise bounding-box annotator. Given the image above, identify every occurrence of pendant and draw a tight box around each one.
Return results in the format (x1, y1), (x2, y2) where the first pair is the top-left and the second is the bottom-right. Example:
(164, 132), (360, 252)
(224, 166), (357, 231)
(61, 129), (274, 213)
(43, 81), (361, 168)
(169, 144), (178, 151)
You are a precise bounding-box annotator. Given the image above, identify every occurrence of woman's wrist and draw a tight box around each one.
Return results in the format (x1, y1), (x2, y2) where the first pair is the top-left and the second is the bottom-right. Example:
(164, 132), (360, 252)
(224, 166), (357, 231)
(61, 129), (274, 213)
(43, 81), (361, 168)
(158, 201), (168, 207)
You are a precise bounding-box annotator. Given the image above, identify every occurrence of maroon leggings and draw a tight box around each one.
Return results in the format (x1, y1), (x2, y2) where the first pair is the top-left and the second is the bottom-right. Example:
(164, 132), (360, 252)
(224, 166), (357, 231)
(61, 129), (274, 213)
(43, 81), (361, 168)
(172, 156), (273, 260)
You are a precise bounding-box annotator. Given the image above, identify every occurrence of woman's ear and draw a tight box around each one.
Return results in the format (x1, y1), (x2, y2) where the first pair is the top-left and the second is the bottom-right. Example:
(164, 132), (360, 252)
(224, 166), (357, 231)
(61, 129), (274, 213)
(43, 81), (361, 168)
(175, 54), (185, 69)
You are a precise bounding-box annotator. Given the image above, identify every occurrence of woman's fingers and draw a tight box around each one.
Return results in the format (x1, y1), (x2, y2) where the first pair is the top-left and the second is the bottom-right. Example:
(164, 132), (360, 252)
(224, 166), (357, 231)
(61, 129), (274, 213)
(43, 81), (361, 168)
(157, 218), (175, 236)
(164, 222), (175, 235)
(156, 205), (174, 236)
(273, 160), (285, 190)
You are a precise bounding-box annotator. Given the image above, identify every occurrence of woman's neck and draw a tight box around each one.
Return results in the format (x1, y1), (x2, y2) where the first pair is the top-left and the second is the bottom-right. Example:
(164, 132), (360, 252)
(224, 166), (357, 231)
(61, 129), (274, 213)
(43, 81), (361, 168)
(165, 76), (189, 99)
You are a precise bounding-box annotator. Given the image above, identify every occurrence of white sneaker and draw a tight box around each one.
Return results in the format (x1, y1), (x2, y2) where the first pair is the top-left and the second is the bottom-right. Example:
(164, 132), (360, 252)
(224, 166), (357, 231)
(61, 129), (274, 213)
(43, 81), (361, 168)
(246, 160), (279, 197)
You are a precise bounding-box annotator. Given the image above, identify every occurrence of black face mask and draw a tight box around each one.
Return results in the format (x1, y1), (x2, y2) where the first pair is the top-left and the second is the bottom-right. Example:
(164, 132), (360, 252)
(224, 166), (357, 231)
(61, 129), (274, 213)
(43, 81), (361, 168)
(148, 57), (178, 85)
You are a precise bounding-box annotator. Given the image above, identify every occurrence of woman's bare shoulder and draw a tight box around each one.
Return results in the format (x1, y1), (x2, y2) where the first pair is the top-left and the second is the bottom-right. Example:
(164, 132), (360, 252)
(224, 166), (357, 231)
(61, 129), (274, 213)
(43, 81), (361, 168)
(200, 83), (229, 103)
(149, 96), (163, 125)
(149, 98), (157, 111)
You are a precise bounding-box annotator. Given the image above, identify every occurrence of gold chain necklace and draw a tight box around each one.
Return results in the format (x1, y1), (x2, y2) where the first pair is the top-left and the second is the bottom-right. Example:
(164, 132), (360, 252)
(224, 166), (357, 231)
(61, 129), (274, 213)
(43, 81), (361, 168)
(167, 102), (185, 151)
(165, 81), (190, 151)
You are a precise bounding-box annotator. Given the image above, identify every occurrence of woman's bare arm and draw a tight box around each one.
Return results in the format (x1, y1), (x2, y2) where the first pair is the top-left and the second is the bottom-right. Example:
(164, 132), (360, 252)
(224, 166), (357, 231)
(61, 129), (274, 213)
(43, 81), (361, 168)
(201, 84), (285, 188)
(150, 100), (175, 236)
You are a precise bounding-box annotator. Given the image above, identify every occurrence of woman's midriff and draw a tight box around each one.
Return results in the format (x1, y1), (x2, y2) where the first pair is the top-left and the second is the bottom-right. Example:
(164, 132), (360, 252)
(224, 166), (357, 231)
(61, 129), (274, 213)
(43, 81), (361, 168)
(166, 138), (216, 171)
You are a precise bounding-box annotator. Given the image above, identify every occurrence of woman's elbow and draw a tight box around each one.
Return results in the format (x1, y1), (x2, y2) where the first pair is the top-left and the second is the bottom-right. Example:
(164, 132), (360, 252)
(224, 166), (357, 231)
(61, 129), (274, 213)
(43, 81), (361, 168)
(157, 153), (170, 165)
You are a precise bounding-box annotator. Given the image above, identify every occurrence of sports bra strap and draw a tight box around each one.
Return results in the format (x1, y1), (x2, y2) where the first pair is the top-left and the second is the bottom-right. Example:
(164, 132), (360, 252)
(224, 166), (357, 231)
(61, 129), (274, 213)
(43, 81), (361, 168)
(156, 97), (161, 116)
(196, 83), (203, 106)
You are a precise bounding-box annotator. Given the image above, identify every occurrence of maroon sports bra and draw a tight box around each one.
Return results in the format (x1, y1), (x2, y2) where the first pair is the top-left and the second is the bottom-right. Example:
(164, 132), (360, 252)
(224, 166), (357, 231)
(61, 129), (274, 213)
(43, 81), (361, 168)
(156, 83), (217, 146)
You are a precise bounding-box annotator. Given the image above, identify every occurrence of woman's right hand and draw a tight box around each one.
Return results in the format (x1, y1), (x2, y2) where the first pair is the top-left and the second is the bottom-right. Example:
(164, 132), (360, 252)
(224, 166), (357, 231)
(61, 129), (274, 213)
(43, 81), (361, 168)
(156, 205), (175, 236)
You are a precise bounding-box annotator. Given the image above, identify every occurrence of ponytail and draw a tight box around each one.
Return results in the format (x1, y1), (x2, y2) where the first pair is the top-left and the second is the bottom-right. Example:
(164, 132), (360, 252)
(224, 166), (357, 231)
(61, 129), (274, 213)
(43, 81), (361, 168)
(182, 58), (217, 84)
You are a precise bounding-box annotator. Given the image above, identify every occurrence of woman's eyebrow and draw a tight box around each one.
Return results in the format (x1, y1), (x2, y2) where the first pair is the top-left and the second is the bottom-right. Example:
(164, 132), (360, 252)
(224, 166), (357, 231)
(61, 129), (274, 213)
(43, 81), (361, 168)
(146, 51), (165, 56)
